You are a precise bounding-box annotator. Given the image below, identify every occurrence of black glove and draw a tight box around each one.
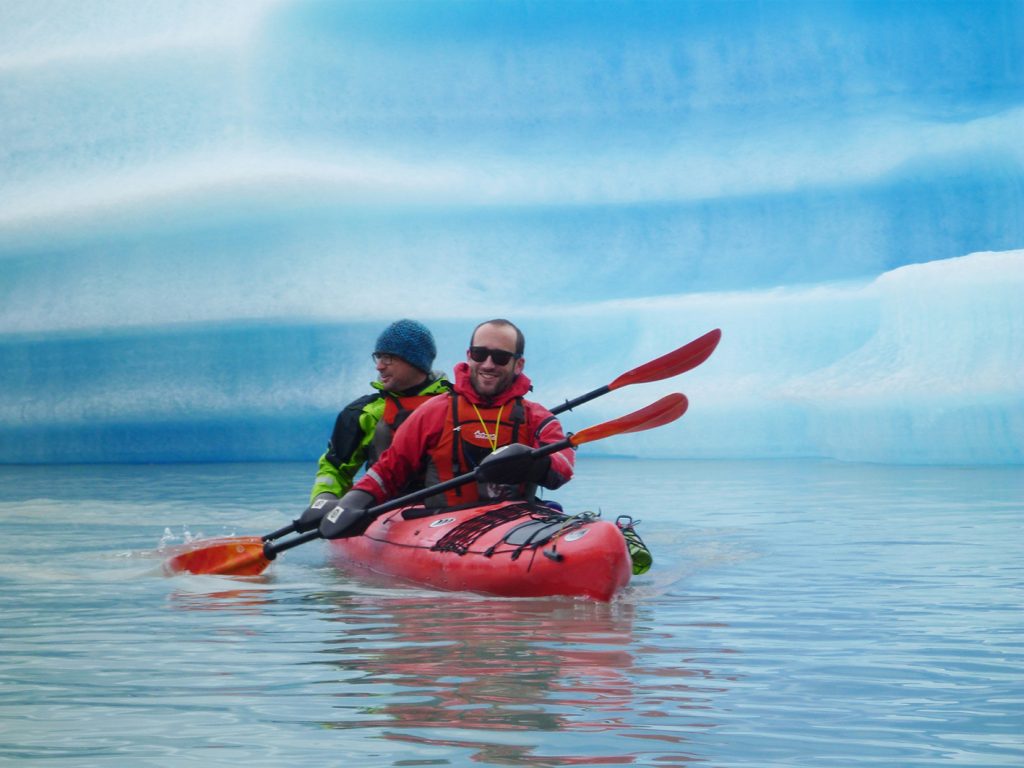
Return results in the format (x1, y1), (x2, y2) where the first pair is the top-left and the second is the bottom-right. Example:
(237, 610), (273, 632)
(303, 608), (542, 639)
(318, 489), (375, 539)
(477, 443), (551, 485)
(294, 493), (339, 533)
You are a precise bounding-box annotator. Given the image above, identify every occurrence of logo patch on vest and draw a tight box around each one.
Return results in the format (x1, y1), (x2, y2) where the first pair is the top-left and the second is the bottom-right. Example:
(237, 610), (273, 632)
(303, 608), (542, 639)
(429, 517), (457, 528)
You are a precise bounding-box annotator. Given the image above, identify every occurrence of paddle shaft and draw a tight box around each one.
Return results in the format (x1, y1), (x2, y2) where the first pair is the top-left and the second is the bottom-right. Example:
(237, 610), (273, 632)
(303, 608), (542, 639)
(262, 405), (588, 543)
(262, 439), (571, 546)
(269, 436), (581, 556)
(550, 384), (611, 416)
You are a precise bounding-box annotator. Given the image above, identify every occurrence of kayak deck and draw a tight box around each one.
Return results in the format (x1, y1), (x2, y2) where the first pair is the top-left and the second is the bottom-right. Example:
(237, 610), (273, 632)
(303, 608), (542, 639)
(328, 500), (632, 601)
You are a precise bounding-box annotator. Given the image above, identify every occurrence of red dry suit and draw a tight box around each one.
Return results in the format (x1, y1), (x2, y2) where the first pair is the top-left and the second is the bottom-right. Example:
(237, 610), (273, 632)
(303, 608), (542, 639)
(353, 363), (575, 507)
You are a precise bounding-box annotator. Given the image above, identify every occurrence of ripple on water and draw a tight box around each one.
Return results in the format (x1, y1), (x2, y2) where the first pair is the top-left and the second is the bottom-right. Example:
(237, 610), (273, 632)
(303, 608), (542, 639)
(1, 460), (1021, 766)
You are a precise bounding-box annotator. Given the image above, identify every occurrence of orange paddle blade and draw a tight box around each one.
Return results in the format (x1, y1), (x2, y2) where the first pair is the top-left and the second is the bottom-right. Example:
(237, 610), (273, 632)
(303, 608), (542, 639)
(163, 536), (271, 576)
(571, 393), (689, 446)
(609, 329), (721, 390)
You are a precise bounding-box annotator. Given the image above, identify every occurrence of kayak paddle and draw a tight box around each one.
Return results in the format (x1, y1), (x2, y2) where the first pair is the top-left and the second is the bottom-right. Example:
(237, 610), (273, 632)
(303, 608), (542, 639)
(163, 392), (689, 577)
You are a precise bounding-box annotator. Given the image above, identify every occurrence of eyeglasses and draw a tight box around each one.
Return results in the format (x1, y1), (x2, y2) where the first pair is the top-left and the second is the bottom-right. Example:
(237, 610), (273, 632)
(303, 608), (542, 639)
(372, 353), (397, 365)
(468, 346), (519, 366)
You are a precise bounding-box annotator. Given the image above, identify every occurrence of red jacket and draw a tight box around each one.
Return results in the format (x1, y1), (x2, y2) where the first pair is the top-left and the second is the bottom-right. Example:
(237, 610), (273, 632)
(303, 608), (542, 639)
(354, 363), (574, 506)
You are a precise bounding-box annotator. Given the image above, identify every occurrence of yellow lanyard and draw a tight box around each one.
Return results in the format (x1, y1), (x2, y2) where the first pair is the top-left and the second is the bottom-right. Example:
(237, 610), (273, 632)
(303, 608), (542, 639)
(471, 403), (504, 452)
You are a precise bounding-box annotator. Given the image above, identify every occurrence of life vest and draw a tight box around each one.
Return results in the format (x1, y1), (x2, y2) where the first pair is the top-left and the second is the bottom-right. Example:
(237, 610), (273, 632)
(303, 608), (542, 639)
(368, 393), (438, 467)
(428, 391), (527, 506)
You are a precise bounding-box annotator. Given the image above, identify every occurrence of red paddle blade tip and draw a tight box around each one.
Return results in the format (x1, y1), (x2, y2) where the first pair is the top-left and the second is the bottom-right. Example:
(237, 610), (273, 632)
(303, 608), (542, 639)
(163, 536), (271, 576)
(572, 393), (689, 445)
(619, 392), (689, 434)
(610, 328), (722, 390)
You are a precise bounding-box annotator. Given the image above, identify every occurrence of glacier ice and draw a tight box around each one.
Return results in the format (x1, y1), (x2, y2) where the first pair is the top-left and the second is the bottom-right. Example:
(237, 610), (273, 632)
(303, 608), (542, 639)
(0, 1), (1021, 464)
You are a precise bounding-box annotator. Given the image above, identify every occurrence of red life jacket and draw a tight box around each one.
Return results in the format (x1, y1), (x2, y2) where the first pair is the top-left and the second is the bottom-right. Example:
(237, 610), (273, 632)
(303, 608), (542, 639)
(428, 391), (527, 506)
(369, 393), (441, 466)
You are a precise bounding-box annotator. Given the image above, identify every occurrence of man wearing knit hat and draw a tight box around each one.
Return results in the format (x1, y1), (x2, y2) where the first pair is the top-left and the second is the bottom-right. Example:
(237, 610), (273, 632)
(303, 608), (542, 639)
(299, 319), (450, 531)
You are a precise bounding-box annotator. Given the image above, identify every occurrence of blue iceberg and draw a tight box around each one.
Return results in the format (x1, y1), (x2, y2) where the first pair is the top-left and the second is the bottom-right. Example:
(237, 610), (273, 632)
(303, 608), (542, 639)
(1, 1), (1021, 464)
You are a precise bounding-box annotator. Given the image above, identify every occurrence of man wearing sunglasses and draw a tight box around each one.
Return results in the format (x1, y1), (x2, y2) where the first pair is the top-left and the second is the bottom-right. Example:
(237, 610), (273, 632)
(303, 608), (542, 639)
(296, 319), (452, 533)
(322, 318), (575, 536)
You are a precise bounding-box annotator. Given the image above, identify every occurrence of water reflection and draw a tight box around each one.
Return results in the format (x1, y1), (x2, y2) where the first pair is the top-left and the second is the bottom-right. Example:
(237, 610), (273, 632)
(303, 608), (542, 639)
(314, 589), (717, 765)
(167, 586), (274, 613)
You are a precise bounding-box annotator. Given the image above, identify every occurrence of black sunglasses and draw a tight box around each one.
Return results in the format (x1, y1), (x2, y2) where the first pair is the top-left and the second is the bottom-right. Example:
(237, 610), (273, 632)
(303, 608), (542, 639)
(468, 346), (520, 366)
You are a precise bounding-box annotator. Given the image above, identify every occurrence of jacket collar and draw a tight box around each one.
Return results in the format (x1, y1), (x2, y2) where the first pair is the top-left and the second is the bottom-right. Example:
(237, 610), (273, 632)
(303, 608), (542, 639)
(371, 372), (449, 397)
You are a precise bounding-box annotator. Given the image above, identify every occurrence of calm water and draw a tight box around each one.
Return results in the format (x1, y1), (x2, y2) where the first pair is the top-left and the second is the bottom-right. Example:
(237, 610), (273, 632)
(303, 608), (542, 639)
(0, 458), (1021, 767)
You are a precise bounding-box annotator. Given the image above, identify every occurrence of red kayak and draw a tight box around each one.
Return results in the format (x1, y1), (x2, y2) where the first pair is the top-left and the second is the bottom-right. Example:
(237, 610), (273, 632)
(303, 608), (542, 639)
(327, 500), (632, 601)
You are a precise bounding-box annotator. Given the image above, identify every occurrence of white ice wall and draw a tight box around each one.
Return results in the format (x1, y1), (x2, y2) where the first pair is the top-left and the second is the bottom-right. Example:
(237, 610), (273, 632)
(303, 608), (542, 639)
(1, 1), (1021, 464)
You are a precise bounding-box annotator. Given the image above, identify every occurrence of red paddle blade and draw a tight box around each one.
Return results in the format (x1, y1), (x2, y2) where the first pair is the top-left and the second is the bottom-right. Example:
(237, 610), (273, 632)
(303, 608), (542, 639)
(571, 393), (689, 446)
(609, 328), (721, 390)
(163, 536), (271, 576)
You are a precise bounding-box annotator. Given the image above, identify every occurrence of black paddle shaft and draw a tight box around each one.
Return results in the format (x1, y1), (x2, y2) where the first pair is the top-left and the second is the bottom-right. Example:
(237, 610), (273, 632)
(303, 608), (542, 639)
(261, 395), (592, 544)
(550, 385), (611, 415)
(262, 388), (595, 544)
(266, 437), (577, 553)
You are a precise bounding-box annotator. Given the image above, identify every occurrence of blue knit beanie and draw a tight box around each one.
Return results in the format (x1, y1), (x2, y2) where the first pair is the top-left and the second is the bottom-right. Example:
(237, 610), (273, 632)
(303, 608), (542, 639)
(375, 319), (436, 373)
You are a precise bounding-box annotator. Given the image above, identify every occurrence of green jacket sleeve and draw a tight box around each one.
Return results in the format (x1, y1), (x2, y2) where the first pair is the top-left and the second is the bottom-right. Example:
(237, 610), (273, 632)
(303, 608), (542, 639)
(310, 394), (384, 502)
(310, 375), (452, 503)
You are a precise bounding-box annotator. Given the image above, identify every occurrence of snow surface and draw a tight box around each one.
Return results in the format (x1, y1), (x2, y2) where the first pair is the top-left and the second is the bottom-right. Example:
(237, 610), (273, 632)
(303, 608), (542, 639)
(1, 1), (1021, 464)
